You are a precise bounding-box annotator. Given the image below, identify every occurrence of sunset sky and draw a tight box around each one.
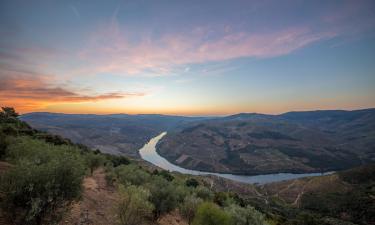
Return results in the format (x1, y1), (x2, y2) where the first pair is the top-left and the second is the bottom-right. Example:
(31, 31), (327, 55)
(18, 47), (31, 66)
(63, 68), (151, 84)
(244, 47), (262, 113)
(0, 0), (374, 115)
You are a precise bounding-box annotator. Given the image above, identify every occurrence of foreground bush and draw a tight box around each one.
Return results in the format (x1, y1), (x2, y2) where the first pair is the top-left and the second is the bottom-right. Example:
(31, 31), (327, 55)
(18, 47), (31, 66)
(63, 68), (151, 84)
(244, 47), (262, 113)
(116, 164), (151, 186)
(116, 185), (154, 225)
(192, 202), (232, 225)
(179, 195), (203, 224)
(225, 204), (269, 225)
(0, 137), (86, 225)
(147, 176), (179, 219)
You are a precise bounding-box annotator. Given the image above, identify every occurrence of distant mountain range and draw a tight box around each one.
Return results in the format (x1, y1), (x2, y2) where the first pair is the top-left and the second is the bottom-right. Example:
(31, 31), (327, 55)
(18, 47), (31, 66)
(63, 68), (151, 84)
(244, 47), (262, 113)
(157, 108), (375, 175)
(20, 112), (206, 157)
(21, 109), (375, 175)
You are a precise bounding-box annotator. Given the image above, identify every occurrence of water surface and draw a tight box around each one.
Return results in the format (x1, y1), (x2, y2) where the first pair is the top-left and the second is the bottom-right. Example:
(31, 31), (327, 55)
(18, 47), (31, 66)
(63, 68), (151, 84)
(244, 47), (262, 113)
(139, 132), (333, 184)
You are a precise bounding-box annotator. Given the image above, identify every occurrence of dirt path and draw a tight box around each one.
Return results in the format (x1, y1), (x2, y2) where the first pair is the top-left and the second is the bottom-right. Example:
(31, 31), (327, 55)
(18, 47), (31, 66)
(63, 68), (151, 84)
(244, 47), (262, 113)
(58, 168), (188, 225)
(59, 168), (119, 225)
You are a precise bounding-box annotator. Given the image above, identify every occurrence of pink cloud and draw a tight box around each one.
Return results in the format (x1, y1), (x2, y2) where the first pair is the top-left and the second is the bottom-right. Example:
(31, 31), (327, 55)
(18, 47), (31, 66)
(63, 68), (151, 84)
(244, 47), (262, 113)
(78, 26), (336, 76)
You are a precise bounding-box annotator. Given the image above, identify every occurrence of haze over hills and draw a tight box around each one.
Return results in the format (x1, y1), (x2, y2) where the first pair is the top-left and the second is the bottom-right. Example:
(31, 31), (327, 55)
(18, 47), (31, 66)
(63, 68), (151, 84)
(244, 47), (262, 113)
(20, 112), (207, 157)
(157, 108), (375, 175)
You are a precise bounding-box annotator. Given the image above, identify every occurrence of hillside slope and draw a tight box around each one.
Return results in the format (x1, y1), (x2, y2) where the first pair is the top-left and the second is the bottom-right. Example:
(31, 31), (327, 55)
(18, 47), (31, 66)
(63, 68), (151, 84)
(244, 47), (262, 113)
(157, 109), (375, 174)
(20, 113), (206, 158)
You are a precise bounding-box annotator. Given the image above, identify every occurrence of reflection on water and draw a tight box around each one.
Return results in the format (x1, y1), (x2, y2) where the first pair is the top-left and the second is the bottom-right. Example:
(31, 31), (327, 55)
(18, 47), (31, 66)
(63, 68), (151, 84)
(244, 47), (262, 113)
(139, 132), (333, 184)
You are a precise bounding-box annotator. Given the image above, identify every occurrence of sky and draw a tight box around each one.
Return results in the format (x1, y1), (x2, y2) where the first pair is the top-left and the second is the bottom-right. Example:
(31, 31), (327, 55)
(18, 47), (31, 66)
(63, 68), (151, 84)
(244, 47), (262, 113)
(0, 0), (374, 116)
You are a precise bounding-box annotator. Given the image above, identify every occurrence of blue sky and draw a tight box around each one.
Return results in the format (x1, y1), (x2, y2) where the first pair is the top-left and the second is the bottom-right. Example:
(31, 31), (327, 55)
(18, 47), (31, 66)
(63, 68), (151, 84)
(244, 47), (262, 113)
(0, 0), (374, 115)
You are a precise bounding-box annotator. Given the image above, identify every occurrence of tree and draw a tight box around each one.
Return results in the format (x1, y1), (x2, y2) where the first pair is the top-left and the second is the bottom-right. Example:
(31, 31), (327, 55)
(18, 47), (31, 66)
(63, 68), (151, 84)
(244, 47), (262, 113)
(225, 204), (269, 225)
(179, 195), (203, 224)
(192, 202), (232, 225)
(116, 185), (154, 225)
(1, 107), (19, 118)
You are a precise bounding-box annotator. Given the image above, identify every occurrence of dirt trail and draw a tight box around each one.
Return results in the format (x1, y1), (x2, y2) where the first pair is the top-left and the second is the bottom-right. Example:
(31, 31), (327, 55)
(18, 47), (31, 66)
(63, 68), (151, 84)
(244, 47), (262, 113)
(59, 168), (119, 225)
(59, 168), (187, 225)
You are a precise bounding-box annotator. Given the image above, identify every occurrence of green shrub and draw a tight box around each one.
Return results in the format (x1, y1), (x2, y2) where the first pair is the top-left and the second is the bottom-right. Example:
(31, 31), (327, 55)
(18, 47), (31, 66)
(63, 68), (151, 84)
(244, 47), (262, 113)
(0, 157), (85, 224)
(85, 152), (106, 174)
(179, 195), (203, 224)
(116, 185), (154, 225)
(147, 176), (179, 219)
(106, 154), (131, 167)
(185, 178), (199, 188)
(195, 186), (214, 201)
(115, 164), (151, 186)
(225, 204), (269, 225)
(0, 136), (86, 225)
(192, 202), (231, 225)
(156, 170), (175, 181)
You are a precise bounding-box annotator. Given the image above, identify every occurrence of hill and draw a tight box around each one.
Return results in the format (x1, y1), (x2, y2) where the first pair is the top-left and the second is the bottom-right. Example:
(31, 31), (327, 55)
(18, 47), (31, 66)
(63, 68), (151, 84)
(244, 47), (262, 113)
(157, 109), (375, 174)
(20, 112), (206, 158)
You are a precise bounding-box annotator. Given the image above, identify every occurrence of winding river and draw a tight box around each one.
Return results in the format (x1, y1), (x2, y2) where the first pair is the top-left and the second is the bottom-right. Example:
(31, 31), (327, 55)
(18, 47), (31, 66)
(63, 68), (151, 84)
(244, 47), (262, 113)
(139, 132), (333, 184)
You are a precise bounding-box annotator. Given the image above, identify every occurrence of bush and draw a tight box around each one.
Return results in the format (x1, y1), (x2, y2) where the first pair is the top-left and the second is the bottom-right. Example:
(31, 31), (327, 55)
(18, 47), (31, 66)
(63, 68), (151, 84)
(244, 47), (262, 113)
(0, 136), (86, 225)
(0, 157), (85, 224)
(225, 204), (269, 225)
(147, 176), (179, 219)
(195, 186), (214, 201)
(186, 178), (199, 188)
(0, 131), (7, 158)
(156, 170), (174, 181)
(179, 195), (203, 224)
(116, 185), (154, 225)
(192, 202), (232, 225)
(116, 164), (151, 186)
(106, 154), (131, 167)
(85, 152), (106, 174)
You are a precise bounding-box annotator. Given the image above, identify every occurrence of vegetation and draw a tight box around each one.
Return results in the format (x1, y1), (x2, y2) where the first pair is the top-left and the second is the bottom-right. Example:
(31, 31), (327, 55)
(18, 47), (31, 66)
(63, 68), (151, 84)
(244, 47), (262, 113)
(0, 107), (373, 225)
(147, 176), (180, 218)
(192, 202), (232, 225)
(0, 109), (86, 224)
(116, 185), (154, 225)
(225, 204), (269, 225)
(185, 178), (199, 188)
(179, 195), (203, 224)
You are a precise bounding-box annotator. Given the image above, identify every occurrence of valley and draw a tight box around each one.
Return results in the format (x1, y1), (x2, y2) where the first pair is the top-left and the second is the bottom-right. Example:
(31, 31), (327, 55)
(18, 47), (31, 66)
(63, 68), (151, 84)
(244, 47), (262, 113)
(20, 112), (205, 158)
(21, 109), (375, 176)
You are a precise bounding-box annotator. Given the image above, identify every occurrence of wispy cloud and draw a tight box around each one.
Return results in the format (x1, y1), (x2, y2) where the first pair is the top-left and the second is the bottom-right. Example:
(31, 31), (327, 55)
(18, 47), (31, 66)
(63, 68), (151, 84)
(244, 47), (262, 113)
(77, 26), (335, 76)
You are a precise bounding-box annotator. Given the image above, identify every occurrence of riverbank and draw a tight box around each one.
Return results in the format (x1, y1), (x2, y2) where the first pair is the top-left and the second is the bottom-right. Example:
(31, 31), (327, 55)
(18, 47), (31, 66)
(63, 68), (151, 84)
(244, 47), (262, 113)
(139, 132), (334, 184)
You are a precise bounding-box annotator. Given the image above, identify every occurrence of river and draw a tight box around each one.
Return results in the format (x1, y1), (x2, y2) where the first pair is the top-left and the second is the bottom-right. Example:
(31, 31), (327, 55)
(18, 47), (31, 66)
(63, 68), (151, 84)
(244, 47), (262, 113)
(139, 132), (333, 184)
